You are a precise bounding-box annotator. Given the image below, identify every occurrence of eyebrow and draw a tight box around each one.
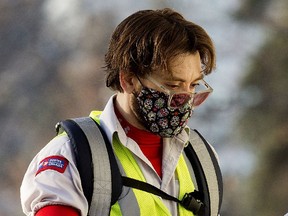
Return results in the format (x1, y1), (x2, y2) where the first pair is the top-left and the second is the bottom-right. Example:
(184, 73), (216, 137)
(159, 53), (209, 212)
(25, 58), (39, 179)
(164, 73), (204, 82)
(195, 73), (205, 81)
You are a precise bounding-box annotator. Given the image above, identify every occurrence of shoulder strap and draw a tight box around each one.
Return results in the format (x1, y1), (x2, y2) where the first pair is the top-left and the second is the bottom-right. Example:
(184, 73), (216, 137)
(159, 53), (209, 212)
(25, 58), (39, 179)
(122, 176), (203, 215)
(56, 118), (222, 216)
(56, 117), (122, 216)
(185, 129), (223, 216)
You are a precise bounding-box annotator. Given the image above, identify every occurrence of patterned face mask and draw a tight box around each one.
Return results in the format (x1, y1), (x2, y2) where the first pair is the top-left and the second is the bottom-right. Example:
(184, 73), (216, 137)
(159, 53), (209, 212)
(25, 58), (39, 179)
(136, 86), (193, 138)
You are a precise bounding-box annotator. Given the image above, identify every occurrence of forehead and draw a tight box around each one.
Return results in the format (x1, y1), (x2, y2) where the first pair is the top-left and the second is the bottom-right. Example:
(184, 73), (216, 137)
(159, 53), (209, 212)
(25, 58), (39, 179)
(155, 52), (202, 81)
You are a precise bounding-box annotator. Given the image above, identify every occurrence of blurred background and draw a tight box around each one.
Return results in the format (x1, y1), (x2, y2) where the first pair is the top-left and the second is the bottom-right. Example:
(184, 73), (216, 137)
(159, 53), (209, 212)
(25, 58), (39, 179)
(0, 0), (287, 215)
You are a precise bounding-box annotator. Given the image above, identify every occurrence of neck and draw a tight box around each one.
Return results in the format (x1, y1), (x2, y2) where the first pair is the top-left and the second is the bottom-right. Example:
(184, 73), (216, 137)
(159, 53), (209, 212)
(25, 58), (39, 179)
(115, 93), (146, 130)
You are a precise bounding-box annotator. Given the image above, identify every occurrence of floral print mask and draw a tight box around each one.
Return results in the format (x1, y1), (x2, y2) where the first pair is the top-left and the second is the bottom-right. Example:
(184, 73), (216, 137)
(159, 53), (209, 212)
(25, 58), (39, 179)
(136, 86), (193, 137)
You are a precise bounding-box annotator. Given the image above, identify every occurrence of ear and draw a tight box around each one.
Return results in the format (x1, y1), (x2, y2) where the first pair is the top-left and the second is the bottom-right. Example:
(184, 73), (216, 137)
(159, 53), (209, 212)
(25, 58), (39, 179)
(119, 71), (138, 93)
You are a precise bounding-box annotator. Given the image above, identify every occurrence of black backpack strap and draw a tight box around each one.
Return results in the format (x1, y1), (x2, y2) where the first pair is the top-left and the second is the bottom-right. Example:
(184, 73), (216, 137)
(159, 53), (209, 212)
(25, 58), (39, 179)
(56, 117), (122, 216)
(185, 129), (223, 216)
(122, 176), (204, 215)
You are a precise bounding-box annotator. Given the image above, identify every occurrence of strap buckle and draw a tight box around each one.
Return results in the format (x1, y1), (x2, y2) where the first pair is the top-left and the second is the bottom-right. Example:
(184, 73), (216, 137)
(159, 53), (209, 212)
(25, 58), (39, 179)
(181, 192), (204, 215)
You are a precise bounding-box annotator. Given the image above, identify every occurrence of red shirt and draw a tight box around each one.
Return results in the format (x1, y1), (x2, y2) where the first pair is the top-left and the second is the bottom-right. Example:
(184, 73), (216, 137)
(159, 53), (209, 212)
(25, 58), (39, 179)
(35, 205), (79, 216)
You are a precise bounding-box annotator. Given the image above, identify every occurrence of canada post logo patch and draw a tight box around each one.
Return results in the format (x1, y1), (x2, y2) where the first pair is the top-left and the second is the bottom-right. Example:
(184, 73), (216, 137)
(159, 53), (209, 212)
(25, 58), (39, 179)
(36, 156), (68, 176)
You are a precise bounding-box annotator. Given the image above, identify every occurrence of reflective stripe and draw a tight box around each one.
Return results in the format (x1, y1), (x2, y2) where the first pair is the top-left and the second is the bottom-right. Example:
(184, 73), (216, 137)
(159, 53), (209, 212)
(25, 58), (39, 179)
(118, 186), (140, 216)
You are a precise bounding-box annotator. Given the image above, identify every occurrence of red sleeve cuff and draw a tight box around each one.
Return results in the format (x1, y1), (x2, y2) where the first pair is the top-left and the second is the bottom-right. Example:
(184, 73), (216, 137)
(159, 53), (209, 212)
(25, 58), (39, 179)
(35, 205), (80, 216)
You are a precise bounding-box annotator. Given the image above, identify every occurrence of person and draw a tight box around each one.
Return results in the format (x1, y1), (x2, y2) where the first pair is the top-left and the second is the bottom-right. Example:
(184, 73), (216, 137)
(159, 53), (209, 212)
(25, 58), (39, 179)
(20, 8), (221, 216)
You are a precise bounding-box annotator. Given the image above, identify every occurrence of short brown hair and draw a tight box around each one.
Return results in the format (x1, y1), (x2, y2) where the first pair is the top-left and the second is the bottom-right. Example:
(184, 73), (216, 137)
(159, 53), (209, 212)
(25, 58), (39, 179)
(105, 8), (216, 92)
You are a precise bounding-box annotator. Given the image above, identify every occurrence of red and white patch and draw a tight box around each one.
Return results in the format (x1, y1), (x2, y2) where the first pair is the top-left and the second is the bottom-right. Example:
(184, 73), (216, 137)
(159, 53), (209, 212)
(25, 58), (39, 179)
(36, 155), (69, 176)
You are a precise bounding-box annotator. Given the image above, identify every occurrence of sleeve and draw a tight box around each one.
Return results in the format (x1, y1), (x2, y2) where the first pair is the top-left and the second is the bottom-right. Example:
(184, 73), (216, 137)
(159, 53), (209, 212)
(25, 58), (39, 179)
(20, 134), (89, 216)
(35, 205), (80, 216)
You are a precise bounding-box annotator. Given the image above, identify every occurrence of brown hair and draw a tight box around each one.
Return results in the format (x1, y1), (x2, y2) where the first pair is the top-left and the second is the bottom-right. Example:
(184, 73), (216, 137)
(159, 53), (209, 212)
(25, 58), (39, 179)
(105, 8), (216, 92)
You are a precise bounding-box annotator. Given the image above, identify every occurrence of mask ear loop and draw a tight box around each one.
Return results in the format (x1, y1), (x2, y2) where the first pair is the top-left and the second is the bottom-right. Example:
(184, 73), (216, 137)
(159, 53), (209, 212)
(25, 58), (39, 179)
(132, 75), (144, 98)
(135, 75), (145, 86)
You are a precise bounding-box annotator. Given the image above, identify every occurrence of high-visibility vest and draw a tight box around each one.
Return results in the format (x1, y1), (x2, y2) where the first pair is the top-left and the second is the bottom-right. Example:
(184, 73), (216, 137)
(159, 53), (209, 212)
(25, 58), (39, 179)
(110, 135), (195, 216)
(56, 115), (223, 216)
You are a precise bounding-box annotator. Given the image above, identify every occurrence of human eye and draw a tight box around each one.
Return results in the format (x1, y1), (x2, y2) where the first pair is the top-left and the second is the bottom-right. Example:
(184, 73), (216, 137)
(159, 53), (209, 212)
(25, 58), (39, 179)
(191, 82), (200, 87)
(190, 82), (200, 90)
(165, 83), (180, 90)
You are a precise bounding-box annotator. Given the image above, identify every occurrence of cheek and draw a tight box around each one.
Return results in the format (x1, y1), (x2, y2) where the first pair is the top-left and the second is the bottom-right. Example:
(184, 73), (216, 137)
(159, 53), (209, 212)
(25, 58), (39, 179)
(130, 93), (138, 110)
(130, 93), (141, 116)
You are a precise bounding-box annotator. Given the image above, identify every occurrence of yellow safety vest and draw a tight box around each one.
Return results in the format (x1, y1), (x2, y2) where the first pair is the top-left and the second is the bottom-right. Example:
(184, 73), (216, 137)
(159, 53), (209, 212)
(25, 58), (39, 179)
(88, 111), (196, 215)
(109, 134), (195, 216)
(57, 111), (222, 216)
